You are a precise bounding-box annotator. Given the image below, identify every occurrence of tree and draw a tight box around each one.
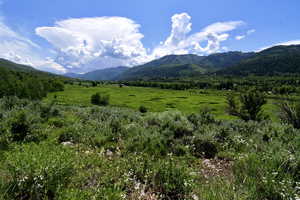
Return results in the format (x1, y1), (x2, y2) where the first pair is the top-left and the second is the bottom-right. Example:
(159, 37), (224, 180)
(226, 93), (239, 116)
(226, 90), (268, 121)
(239, 90), (267, 121)
(279, 101), (300, 129)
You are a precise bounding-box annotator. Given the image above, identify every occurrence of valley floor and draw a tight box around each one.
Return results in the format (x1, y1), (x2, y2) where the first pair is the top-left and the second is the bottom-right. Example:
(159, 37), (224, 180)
(0, 86), (299, 200)
(45, 84), (282, 121)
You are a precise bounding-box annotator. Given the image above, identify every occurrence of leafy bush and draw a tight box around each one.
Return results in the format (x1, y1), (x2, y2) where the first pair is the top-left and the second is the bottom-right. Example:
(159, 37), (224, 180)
(58, 127), (81, 144)
(279, 101), (300, 128)
(0, 143), (75, 200)
(152, 160), (193, 200)
(91, 92), (110, 106)
(239, 90), (267, 121)
(192, 138), (218, 158)
(226, 90), (268, 121)
(10, 111), (30, 142)
(139, 105), (148, 113)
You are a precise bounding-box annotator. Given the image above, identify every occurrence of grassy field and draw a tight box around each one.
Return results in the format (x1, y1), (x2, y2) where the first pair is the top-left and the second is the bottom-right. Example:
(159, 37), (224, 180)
(45, 84), (280, 120)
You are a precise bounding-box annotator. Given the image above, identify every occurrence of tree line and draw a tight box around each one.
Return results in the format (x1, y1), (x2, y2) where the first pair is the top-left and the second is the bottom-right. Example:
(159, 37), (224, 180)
(0, 67), (65, 100)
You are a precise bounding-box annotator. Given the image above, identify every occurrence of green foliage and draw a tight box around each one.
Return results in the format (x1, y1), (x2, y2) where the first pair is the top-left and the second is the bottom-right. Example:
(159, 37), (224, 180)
(219, 45), (300, 76)
(10, 111), (30, 142)
(192, 138), (218, 159)
(279, 101), (300, 128)
(226, 93), (239, 116)
(0, 143), (75, 200)
(0, 96), (299, 199)
(226, 90), (268, 121)
(91, 92), (110, 106)
(0, 61), (66, 100)
(152, 160), (193, 200)
(239, 90), (267, 121)
(139, 105), (148, 113)
(118, 52), (254, 80)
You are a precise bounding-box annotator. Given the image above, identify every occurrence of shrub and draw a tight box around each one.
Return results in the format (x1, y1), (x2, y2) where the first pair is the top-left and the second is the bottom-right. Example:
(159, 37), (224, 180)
(152, 160), (193, 200)
(279, 101), (300, 129)
(91, 92), (110, 106)
(58, 127), (81, 144)
(139, 105), (148, 113)
(192, 138), (218, 159)
(0, 143), (75, 200)
(10, 111), (30, 142)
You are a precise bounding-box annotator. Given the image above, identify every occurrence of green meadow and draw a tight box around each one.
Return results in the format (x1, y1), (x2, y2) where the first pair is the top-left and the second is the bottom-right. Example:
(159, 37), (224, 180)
(45, 84), (280, 120)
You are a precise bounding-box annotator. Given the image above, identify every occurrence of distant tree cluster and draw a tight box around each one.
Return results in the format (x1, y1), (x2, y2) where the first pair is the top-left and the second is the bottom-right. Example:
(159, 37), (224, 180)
(0, 67), (65, 100)
(91, 92), (110, 106)
(119, 76), (300, 94)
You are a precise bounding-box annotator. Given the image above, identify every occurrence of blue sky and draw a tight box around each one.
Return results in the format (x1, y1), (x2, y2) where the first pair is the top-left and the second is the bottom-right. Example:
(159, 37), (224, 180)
(0, 0), (299, 73)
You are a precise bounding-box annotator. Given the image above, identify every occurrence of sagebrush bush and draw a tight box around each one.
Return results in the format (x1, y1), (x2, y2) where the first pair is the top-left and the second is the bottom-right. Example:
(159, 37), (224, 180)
(192, 138), (218, 159)
(151, 160), (194, 200)
(0, 97), (299, 199)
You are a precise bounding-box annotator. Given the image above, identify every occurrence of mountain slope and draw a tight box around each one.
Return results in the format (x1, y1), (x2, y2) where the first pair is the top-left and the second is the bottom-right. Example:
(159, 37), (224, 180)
(0, 58), (66, 99)
(65, 66), (129, 81)
(118, 63), (207, 80)
(217, 45), (300, 76)
(117, 51), (254, 80)
(0, 58), (36, 72)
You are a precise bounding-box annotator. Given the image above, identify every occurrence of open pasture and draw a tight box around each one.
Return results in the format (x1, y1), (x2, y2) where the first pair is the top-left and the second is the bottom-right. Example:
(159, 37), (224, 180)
(45, 84), (280, 120)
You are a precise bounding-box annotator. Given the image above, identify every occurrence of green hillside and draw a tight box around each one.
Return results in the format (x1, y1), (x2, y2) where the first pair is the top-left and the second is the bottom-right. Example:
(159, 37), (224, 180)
(0, 58), (66, 99)
(218, 45), (300, 75)
(117, 51), (254, 80)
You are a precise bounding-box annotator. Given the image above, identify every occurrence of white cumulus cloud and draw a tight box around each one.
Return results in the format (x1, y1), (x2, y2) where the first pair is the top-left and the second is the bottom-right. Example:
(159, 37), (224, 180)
(152, 13), (245, 57)
(35, 13), (246, 73)
(36, 17), (149, 73)
(0, 12), (248, 74)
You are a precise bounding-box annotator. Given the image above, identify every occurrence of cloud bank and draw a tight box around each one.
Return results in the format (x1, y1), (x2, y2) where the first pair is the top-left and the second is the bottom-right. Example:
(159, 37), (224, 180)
(36, 17), (149, 73)
(34, 13), (245, 73)
(0, 12), (253, 74)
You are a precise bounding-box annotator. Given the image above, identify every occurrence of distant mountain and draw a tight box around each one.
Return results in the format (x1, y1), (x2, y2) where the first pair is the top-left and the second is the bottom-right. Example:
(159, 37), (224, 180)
(117, 51), (254, 80)
(117, 63), (207, 80)
(217, 45), (300, 76)
(64, 66), (129, 81)
(199, 51), (255, 69)
(64, 72), (82, 79)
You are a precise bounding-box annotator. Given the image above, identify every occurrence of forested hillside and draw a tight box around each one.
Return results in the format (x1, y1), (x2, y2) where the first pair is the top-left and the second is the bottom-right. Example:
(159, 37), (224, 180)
(0, 59), (66, 99)
(117, 51), (254, 80)
(218, 45), (300, 75)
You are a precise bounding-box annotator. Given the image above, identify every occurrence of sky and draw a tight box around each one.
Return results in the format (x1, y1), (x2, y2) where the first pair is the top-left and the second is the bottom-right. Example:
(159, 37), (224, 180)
(0, 0), (299, 74)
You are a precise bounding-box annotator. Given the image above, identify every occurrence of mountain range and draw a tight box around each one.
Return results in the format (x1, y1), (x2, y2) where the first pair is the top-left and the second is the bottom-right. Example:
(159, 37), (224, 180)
(2, 44), (300, 81)
(65, 66), (129, 81)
